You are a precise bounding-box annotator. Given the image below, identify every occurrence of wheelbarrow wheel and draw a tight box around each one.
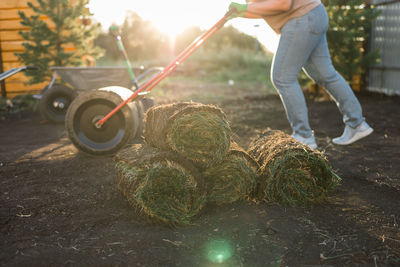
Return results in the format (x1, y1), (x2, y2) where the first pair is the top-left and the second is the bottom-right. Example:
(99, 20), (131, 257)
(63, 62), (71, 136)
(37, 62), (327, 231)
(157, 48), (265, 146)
(65, 89), (135, 156)
(39, 83), (76, 123)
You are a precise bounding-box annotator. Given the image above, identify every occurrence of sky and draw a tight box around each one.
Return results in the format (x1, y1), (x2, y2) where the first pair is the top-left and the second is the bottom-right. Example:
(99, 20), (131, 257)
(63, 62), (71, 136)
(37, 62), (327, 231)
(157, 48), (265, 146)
(87, 0), (279, 52)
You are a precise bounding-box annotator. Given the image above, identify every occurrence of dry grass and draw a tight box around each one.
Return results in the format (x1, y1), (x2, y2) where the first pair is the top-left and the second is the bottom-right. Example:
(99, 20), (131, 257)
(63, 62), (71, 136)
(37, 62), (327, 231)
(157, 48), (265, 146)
(248, 129), (340, 206)
(115, 144), (206, 226)
(203, 142), (260, 205)
(144, 102), (231, 168)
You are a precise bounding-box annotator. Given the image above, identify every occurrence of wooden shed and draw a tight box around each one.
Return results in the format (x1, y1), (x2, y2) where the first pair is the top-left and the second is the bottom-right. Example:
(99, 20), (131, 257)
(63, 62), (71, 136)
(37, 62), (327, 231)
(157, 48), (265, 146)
(0, 0), (80, 99)
(0, 0), (49, 98)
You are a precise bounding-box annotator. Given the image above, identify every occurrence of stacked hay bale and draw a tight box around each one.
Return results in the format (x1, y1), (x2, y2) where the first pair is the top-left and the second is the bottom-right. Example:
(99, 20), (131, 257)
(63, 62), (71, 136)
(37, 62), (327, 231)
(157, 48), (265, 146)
(248, 129), (341, 206)
(144, 102), (231, 168)
(203, 142), (259, 205)
(115, 144), (206, 226)
(115, 102), (259, 225)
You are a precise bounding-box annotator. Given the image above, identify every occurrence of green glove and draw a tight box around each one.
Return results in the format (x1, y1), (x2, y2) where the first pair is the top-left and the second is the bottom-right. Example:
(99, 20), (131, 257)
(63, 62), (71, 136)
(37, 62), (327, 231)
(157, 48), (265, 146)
(228, 2), (248, 20)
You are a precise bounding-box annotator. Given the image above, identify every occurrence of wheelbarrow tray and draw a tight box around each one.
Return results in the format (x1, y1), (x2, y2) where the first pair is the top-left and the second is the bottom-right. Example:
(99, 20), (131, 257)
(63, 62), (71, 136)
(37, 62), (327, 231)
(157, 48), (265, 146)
(39, 66), (162, 124)
(50, 66), (144, 90)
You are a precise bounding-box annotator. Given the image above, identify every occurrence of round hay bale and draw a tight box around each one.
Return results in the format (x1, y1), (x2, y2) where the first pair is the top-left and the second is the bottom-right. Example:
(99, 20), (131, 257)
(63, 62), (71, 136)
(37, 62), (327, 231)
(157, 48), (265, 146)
(144, 102), (231, 168)
(248, 129), (340, 206)
(114, 144), (206, 226)
(203, 142), (260, 205)
(143, 102), (196, 150)
(167, 108), (231, 168)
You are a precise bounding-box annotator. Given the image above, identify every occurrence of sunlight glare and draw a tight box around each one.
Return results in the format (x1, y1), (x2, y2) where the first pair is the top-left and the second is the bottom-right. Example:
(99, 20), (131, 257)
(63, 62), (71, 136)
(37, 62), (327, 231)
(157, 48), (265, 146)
(150, 14), (185, 38)
(129, 0), (227, 38)
(88, 0), (279, 52)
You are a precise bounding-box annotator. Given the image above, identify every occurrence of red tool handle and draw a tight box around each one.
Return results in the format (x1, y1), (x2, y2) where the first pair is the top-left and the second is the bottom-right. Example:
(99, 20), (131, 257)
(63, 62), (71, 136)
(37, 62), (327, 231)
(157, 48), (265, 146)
(96, 8), (235, 127)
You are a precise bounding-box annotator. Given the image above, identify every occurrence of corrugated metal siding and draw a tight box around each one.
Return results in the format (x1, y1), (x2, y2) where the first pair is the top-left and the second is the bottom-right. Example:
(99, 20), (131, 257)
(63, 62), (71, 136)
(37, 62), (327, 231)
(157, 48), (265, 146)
(368, 0), (400, 95)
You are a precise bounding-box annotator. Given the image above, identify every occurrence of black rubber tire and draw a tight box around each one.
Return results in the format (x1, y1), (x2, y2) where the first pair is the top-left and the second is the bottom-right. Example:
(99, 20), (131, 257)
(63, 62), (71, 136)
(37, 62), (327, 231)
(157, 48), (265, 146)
(65, 89), (134, 156)
(39, 84), (76, 123)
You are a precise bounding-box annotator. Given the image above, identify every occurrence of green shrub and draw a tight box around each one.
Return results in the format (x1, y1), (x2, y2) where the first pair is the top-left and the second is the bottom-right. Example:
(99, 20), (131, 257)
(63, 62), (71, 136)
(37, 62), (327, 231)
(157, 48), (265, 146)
(322, 0), (380, 87)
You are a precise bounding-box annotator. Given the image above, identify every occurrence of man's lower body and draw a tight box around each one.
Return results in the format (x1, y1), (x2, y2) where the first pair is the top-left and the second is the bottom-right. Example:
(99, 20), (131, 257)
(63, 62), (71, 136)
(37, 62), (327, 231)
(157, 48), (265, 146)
(270, 4), (372, 149)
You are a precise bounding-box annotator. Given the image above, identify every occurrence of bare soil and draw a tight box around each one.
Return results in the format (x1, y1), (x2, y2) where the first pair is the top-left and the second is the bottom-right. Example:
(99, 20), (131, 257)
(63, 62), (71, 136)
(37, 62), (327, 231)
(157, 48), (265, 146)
(1, 82), (399, 266)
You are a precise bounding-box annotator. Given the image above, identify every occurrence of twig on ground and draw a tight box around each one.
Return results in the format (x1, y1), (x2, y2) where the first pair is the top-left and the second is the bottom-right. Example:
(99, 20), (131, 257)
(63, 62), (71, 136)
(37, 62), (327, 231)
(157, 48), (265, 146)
(391, 214), (398, 227)
(16, 213), (31, 217)
(381, 235), (400, 243)
(162, 239), (185, 247)
(320, 253), (353, 261)
(328, 240), (337, 255)
(373, 255), (378, 267)
(107, 242), (124, 246)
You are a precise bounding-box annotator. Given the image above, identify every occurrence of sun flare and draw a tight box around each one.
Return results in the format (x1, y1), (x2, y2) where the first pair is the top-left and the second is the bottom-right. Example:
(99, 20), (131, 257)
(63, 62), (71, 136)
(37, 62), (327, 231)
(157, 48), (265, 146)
(88, 0), (279, 52)
(130, 1), (217, 38)
(150, 17), (186, 38)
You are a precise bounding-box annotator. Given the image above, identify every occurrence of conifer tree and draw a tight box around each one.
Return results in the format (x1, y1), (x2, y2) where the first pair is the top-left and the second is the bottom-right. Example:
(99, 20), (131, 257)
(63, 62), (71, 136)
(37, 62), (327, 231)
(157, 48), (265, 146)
(17, 0), (103, 84)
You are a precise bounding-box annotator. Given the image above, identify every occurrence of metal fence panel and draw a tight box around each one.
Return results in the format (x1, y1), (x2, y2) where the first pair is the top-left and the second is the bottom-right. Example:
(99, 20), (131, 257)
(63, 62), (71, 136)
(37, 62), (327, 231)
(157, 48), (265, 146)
(368, 1), (400, 95)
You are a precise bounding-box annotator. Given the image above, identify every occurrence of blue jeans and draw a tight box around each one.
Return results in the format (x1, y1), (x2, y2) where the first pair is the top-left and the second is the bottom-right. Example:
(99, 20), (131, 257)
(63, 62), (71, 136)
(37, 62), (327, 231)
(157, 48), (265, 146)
(271, 4), (364, 138)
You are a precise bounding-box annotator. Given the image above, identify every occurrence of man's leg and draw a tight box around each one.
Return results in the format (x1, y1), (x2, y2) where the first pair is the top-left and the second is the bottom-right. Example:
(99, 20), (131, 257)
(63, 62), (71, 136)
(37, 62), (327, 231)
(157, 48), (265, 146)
(271, 15), (323, 138)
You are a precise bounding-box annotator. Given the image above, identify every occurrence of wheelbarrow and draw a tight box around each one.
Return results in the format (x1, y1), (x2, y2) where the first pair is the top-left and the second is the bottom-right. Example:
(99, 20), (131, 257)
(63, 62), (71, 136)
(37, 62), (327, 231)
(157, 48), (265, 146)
(38, 24), (162, 124)
(65, 9), (235, 156)
(39, 65), (162, 123)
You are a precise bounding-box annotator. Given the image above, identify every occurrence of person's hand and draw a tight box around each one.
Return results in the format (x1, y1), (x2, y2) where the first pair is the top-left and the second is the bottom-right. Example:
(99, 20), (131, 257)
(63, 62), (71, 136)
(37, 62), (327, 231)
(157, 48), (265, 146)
(229, 2), (248, 14)
(227, 2), (248, 20)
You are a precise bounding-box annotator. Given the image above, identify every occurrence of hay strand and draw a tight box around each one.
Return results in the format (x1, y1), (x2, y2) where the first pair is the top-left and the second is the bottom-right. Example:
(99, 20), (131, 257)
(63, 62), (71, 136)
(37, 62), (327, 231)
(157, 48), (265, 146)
(248, 129), (340, 206)
(203, 142), (260, 205)
(115, 144), (206, 225)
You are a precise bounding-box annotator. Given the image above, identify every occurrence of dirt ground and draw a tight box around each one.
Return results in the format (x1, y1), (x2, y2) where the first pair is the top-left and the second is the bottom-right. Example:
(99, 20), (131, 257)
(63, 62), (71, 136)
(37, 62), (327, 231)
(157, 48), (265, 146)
(1, 81), (399, 266)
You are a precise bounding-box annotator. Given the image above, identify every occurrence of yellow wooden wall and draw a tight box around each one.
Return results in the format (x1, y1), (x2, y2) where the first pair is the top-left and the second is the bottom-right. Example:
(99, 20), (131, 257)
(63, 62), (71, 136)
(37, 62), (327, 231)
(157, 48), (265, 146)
(0, 0), (81, 98)
(0, 0), (46, 98)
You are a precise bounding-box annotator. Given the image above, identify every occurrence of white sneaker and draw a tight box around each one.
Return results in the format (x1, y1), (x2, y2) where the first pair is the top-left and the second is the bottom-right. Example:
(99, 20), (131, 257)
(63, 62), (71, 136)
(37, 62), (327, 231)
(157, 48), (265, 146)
(332, 121), (373, 145)
(291, 133), (318, 150)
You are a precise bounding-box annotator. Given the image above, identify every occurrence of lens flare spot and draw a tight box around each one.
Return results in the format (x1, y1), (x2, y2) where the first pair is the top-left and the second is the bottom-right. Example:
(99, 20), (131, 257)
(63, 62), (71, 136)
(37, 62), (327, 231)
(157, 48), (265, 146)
(205, 239), (233, 264)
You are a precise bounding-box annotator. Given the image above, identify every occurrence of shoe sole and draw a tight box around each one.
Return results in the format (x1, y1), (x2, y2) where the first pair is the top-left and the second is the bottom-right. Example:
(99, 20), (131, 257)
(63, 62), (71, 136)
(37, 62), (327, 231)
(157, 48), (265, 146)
(308, 144), (318, 150)
(291, 135), (318, 150)
(332, 128), (373, 145)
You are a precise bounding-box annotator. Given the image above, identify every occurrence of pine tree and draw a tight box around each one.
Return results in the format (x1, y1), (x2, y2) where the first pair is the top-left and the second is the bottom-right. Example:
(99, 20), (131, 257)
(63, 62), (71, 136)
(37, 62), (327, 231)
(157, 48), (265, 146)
(16, 0), (104, 84)
(322, 0), (380, 90)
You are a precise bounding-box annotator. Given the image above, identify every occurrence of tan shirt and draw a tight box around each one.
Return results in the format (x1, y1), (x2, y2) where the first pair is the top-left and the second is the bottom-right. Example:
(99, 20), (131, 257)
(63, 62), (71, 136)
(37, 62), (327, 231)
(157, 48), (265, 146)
(262, 0), (322, 33)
